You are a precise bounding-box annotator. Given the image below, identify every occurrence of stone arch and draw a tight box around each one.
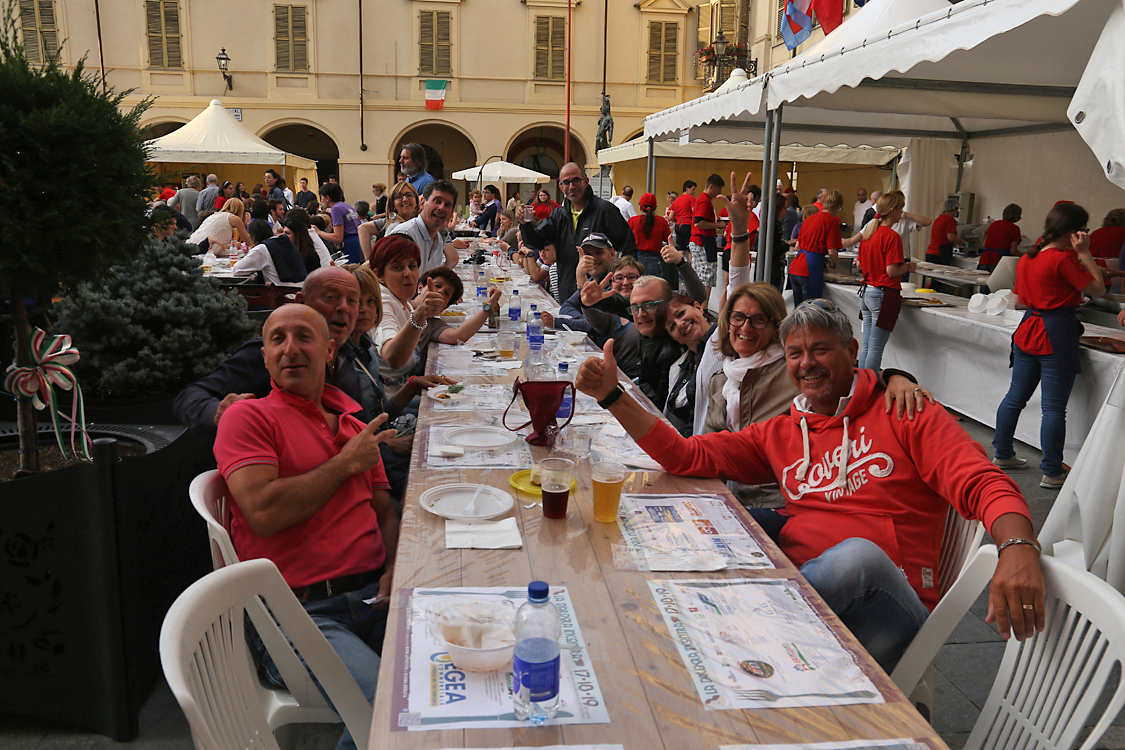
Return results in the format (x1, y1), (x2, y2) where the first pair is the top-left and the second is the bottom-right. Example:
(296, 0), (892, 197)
(504, 124), (590, 202)
(623, 128), (646, 143)
(259, 121), (341, 185)
(390, 121), (479, 184)
(139, 119), (188, 141)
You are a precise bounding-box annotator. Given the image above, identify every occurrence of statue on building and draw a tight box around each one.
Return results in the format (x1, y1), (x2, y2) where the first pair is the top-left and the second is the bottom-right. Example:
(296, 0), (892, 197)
(595, 94), (614, 153)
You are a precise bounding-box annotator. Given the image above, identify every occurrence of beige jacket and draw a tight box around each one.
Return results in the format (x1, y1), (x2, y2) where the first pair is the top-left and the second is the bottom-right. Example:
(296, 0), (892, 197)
(705, 357), (797, 509)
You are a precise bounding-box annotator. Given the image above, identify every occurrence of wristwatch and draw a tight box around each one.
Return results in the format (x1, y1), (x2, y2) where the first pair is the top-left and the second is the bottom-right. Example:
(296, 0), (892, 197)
(597, 383), (627, 410)
(731, 232), (751, 244)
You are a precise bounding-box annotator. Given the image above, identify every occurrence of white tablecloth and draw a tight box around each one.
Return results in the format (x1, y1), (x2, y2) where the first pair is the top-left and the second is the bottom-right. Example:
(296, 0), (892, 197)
(825, 283), (1125, 465)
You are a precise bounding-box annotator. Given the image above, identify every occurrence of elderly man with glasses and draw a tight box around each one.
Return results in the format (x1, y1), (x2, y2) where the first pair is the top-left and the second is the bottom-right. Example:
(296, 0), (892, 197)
(518, 162), (636, 304)
(576, 293), (1046, 673)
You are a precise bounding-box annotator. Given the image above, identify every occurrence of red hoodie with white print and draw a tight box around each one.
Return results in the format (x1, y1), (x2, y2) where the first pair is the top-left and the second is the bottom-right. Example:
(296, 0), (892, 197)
(636, 368), (1031, 610)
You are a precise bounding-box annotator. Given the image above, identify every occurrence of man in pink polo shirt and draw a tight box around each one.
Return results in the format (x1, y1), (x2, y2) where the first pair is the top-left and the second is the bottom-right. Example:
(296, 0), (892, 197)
(214, 303), (399, 750)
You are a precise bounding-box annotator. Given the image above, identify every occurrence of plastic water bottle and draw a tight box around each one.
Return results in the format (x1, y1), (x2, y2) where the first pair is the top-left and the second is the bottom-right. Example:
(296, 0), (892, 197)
(513, 581), (561, 723)
(525, 303), (538, 326)
(556, 362), (573, 419)
(526, 311), (544, 375)
(476, 271), (488, 312)
(509, 289), (522, 325)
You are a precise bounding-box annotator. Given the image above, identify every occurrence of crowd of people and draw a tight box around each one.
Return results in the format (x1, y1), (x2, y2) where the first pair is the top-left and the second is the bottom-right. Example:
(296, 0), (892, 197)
(158, 147), (1125, 749)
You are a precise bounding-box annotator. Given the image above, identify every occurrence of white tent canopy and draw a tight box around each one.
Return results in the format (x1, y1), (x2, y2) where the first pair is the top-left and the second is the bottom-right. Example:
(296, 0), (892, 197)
(451, 161), (550, 184)
(145, 99), (315, 169)
(597, 137), (901, 167)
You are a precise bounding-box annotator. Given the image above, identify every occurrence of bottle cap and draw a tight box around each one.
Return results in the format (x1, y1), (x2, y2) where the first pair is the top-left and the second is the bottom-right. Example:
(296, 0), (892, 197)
(528, 581), (549, 601)
(558, 362), (568, 372)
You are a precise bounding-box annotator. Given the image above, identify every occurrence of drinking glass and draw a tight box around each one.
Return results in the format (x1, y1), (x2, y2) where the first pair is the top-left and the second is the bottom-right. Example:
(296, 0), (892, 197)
(539, 458), (575, 519)
(591, 462), (626, 523)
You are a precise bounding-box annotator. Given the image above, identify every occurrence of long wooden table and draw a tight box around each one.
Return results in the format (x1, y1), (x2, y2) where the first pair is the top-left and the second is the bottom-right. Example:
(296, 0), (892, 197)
(369, 265), (947, 750)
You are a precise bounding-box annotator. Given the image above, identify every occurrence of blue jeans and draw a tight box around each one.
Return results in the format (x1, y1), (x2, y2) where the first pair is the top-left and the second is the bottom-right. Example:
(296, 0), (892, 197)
(993, 344), (1076, 476)
(637, 251), (664, 278)
(859, 287), (893, 371)
(749, 511), (928, 671)
(790, 275), (810, 306)
(249, 581), (387, 750)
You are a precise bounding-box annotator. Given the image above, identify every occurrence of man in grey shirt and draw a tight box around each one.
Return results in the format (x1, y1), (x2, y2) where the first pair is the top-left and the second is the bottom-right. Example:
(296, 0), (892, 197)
(169, 175), (202, 228)
(196, 174), (219, 214)
(388, 179), (459, 273)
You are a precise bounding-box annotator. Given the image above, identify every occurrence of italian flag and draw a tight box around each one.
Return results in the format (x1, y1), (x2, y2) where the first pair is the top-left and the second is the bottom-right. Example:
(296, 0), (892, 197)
(425, 79), (446, 110)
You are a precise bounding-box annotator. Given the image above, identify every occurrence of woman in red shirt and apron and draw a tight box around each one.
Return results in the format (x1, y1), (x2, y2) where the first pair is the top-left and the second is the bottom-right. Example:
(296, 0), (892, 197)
(857, 193), (916, 371)
(978, 204), (1023, 272)
(789, 190), (843, 304)
(992, 203), (1106, 489)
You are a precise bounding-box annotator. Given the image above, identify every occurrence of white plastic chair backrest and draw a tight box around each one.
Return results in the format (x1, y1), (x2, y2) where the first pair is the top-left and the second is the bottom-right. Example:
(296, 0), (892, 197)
(187, 471), (337, 725)
(892, 546), (1125, 750)
(188, 470), (239, 570)
(160, 558), (372, 750)
(937, 506), (984, 598)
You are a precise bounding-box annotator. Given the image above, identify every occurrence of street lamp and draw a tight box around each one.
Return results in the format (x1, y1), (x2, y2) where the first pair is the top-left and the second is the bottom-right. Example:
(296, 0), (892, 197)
(711, 30), (729, 90)
(216, 48), (233, 92)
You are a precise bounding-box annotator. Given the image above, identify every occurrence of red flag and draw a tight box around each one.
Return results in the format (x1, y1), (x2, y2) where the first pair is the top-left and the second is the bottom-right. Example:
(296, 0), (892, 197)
(810, 0), (843, 34)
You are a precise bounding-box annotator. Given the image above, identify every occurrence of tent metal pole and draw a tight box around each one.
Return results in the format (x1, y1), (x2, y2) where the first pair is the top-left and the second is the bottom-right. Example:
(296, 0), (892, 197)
(763, 103), (783, 288)
(646, 137), (655, 193)
(755, 109), (774, 282)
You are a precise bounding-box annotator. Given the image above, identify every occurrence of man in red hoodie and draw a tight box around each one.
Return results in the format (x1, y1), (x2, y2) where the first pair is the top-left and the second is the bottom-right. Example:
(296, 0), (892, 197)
(576, 299), (1045, 670)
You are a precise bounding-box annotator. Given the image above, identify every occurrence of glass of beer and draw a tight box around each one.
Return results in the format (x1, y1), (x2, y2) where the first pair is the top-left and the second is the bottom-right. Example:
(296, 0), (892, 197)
(497, 330), (515, 359)
(591, 462), (626, 523)
(539, 458), (575, 519)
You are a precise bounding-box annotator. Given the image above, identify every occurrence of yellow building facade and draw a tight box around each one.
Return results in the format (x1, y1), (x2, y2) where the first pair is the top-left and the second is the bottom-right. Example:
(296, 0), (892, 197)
(23, 0), (771, 198)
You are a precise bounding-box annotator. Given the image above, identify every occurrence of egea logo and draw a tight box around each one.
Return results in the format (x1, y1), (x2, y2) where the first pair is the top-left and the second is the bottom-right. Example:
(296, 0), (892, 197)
(430, 652), (453, 665)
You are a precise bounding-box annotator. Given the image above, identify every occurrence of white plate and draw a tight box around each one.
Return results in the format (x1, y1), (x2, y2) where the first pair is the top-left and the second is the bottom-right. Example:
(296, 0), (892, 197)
(419, 484), (514, 521)
(427, 386), (467, 402)
(445, 426), (518, 449)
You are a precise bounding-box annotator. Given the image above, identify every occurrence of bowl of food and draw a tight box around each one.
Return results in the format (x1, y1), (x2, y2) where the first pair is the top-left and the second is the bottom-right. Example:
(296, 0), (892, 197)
(429, 600), (516, 672)
(556, 330), (586, 347)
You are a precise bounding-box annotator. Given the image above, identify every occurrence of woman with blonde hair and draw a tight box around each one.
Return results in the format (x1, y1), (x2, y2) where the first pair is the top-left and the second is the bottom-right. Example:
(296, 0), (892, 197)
(857, 192), (916, 370)
(359, 181), (420, 260)
(188, 197), (247, 254)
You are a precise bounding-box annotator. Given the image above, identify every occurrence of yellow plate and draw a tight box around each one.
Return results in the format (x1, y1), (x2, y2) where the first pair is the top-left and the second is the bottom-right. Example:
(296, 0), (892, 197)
(509, 470), (577, 497)
(915, 288), (937, 294)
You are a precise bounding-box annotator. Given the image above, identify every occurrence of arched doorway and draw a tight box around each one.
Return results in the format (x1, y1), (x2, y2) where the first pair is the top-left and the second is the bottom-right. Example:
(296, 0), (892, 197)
(506, 126), (588, 202)
(261, 124), (340, 186)
(140, 121), (185, 141)
(393, 123), (477, 184)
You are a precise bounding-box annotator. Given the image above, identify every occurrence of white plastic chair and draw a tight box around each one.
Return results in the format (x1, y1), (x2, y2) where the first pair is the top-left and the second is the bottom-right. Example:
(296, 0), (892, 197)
(161, 558), (372, 750)
(187, 470), (346, 735)
(892, 545), (1125, 750)
(907, 507), (985, 721)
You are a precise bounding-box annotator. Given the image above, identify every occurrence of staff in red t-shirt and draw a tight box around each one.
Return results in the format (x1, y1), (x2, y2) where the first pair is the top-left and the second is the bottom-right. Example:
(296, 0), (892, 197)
(670, 180), (698, 259)
(789, 189), (843, 304)
(857, 193), (916, 371)
(992, 203), (1106, 489)
(926, 198), (964, 265)
(628, 192), (673, 280)
(689, 174), (726, 299)
(979, 204), (1023, 271)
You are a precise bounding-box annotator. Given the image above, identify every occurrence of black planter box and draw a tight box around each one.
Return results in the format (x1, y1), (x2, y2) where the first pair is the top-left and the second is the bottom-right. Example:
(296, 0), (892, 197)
(0, 429), (215, 740)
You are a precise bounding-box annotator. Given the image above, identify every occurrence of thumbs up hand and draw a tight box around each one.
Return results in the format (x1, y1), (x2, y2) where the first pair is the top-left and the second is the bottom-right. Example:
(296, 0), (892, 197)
(576, 339), (620, 402)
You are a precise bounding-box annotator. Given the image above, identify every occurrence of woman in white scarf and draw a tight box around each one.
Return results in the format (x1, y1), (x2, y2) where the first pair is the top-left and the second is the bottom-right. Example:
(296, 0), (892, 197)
(704, 283), (794, 509)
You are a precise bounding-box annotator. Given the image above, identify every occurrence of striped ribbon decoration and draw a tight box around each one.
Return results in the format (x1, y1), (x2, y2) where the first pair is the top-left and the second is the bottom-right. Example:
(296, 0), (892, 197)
(3, 328), (92, 461)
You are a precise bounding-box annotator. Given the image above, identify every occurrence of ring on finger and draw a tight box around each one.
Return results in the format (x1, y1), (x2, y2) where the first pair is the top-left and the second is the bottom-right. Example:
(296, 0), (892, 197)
(1022, 604), (1034, 611)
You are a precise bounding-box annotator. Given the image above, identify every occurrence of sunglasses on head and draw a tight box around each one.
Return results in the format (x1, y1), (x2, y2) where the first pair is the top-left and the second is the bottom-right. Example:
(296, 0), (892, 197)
(797, 298), (839, 312)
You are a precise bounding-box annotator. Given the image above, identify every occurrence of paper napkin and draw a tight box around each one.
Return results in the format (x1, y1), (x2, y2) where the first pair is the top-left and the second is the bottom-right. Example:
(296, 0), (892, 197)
(445, 518), (523, 549)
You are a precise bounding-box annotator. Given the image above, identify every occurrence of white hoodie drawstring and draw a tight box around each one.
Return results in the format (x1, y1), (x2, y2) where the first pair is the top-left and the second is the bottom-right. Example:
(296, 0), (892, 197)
(836, 416), (851, 490)
(796, 417), (811, 481)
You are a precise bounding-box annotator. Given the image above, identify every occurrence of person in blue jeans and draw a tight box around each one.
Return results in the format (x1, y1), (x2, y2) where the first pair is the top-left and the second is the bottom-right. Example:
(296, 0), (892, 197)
(858, 193), (916, 371)
(992, 203), (1106, 489)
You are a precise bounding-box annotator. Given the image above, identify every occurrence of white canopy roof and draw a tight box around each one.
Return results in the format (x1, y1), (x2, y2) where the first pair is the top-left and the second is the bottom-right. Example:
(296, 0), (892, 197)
(145, 99), (315, 169)
(643, 0), (1125, 189)
(451, 161), (550, 184)
(597, 137), (900, 166)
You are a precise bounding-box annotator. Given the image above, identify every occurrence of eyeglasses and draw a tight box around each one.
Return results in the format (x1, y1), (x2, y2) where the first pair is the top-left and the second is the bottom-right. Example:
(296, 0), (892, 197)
(727, 311), (772, 329)
(627, 300), (661, 315)
(613, 273), (640, 283)
(559, 177), (586, 187)
(797, 298), (839, 312)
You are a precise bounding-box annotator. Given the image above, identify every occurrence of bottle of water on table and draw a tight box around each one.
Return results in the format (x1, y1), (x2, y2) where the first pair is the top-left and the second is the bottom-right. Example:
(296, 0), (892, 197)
(526, 310), (544, 375)
(476, 270), (488, 312)
(509, 288), (522, 331)
(556, 362), (573, 419)
(513, 581), (561, 723)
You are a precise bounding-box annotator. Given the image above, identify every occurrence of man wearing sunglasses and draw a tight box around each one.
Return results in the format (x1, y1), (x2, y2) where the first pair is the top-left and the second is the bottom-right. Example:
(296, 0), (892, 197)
(517, 162), (636, 305)
(576, 297), (1045, 673)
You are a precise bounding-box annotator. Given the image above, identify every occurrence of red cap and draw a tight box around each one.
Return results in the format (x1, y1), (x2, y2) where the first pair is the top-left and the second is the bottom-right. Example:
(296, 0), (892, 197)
(638, 192), (657, 209)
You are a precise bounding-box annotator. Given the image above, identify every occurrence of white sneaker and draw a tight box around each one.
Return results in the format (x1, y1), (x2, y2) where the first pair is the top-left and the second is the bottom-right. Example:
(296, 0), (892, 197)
(992, 456), (1028, 469)
(1041, 473), (1067, 489)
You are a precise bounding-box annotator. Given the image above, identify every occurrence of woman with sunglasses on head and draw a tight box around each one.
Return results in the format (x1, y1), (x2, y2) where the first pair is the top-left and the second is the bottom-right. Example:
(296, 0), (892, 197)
(857, 192), (916, 371)
(992, 202), (1106, 489)
(655, 292), (718, 436)
(359, 181), (420, 261)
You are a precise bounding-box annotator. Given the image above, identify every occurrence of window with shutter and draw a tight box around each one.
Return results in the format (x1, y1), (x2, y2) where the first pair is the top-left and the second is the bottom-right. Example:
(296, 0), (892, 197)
(534, 16), (565, 80)
(145, 1), (182, 68)
(419, 10), (452, 76)
(776, 0), (786, 41)
(736, 0), (750, 46)
(717, 0), (736, 39)
(695, 2), (709, 79)
(646, 21), (678, 85)
(274, 5), (308, 71)
(19, 0), (59, 63)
